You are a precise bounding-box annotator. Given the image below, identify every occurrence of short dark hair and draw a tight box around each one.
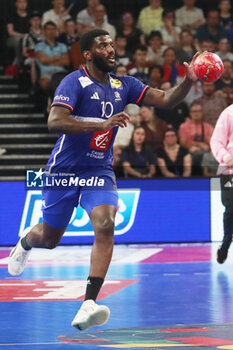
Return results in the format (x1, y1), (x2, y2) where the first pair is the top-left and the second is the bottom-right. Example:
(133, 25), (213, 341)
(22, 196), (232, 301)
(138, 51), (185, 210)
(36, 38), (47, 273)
(149, 64), (164, 77)
(79, 29), (110, 53)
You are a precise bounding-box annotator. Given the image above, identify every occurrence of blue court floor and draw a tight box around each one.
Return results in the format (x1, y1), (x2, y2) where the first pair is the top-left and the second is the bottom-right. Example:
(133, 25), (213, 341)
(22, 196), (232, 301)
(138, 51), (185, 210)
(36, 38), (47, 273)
(1, 243), (233, 350)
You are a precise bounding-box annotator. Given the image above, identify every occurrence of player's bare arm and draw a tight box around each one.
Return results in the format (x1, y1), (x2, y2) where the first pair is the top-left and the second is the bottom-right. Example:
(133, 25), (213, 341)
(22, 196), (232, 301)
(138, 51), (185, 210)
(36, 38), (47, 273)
(48, 106), (129, 134)
(143, 52), (200, 109)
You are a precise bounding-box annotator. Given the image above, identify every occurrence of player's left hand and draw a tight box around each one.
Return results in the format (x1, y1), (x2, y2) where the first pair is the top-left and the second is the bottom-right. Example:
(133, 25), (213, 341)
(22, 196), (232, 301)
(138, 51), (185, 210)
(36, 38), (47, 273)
(183, 52), (201, 82)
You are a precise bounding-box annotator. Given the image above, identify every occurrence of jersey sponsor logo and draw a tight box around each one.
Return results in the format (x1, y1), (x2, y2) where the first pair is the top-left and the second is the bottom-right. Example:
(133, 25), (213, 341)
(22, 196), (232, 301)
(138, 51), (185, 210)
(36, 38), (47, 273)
(89, 129), (113, 151)
(110, 77), (122, 89)
(54, 94), (70, 102)
(90, 92), (100, 100)
(79, 76), (93, 88)
(19, 190), (140, 236)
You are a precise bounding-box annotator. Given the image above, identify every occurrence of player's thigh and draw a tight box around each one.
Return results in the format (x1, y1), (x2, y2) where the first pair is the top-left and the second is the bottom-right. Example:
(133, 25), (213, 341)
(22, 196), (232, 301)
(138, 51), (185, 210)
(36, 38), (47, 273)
(42, 188), (79, 230)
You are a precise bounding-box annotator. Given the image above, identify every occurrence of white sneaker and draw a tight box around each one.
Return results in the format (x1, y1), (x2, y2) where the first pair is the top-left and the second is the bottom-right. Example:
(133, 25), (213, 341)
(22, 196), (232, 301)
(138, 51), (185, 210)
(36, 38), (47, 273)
(71, 299), (110, 330)
(8, 227), (32, 276)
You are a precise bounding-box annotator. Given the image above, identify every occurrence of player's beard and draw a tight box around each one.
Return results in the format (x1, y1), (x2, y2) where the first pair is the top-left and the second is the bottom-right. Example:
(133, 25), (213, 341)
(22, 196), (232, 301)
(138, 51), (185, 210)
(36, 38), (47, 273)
(92, 53), (115, 73)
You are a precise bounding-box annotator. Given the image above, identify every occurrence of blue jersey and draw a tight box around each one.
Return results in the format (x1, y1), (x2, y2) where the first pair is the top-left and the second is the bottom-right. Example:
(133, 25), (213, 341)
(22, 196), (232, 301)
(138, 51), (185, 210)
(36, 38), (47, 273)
(47, 67), (149, 174)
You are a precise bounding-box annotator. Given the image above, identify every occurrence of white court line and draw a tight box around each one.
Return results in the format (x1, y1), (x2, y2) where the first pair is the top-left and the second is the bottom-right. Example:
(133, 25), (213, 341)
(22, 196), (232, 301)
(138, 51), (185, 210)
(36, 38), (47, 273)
(115, 248), (162, 264)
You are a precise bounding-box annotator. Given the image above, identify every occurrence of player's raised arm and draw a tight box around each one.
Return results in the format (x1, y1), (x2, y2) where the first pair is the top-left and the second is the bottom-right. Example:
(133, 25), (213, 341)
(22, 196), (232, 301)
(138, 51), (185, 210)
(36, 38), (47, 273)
(48, 106), (129, 134)
(143, 52), (200, 109)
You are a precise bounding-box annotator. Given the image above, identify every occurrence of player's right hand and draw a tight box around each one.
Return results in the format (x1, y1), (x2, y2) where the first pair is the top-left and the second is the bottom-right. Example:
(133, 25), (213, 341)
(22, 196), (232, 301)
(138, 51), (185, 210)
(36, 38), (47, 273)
(102, 112), (130, 130)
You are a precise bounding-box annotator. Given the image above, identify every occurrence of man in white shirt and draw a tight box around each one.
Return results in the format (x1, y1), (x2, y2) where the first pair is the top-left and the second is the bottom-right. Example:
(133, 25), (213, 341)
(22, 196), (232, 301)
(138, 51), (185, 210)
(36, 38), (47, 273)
(76, 0), (107, 35)
(42, 0), (71, 34)
(93, 4), (116, 40)
(175, 0), (205, 34)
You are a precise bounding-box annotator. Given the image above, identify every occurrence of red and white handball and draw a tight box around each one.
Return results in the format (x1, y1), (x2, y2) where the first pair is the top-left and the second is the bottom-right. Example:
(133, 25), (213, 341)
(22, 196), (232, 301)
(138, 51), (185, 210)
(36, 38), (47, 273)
(193, 52), (224, 82)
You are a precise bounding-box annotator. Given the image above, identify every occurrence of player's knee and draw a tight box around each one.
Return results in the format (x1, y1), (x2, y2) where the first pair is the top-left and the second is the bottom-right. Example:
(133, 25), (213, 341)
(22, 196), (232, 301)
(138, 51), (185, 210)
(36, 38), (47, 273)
(94, 216), (115, 238)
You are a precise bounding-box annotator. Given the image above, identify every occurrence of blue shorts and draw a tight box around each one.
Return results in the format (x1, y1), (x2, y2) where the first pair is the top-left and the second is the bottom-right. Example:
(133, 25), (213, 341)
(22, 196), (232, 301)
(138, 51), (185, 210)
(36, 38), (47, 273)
(42, 172), (118, 229)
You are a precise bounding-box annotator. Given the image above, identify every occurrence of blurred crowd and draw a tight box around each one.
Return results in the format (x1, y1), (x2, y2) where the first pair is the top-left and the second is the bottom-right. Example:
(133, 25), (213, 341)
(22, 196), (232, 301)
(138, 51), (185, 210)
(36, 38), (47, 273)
(3, 0), (233, 178)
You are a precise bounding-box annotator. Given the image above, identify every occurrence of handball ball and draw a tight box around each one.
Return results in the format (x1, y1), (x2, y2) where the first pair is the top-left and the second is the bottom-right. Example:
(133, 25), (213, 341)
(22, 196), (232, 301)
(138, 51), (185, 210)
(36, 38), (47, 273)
(194, 52), (224, 82)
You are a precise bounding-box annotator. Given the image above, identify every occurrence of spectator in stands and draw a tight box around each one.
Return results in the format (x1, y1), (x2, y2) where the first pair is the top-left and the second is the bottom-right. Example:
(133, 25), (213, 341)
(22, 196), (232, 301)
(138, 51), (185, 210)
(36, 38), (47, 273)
(194, 82), (227, 127)
(117, 12), (144, 56)
(176, 30), (197, 64)
(22, 10), (44, 94)
(115, 64), (128, 76)
(58, 19), (78, 51)
(157, 127), (191, 177)
(76, 0), (107, 36)
(128, 45), (150, 83)
(42, 0), (71, 34)
(137, 0), (163, 36)
(215, 37), (233, 61)
(178, 103), (214, 172)
(219, 0), (233, 30)
(175, 0), (205, 34)
(6, 0), (30, 62)
(35, 21), (70, 94)
(153, 8), (181, 48)
(162, 47), (186, 85)
(184, 80), (203, 106)
(195, 10), (228, 49)
(146, 30), (167, 65)
(155, 80), (189, 130)
(114, 104), (140, 150)
(139, 105), (168, 151)
(114, 35), (131, 67)
(148, 64), (164, 88)
(215, 60), (233, 92)
(199, 39), (216, 53)
(70, 23), (94, 71)
(121, 126), (156, 179)
(93, 4), (116, 40)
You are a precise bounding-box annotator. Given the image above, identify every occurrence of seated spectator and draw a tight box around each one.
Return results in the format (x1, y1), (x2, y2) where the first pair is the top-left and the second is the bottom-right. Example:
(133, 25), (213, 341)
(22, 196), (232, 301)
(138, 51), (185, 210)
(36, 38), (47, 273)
(117, 12), (144, 56)
(146, 30), (167, 65)
(219, 0), (233, 30)
(115, 64), (128, 76)
(195, 10), (228, 49)
(154, 8), (181, 48)
(155, 80), (189, 130)
(148, 64), (164, 88)
(139, 105), (167, 151)
(93, 4), (116, 40)
(157, 127), (191, 177)
(6, 0), (30, 63)
(121, 126), (156, 179)
(114, 104), (140, 149)
(128, 45), (150, 83)
(76, 0), (107, 36)
(137, 0), (163, 36)
(42, 0), (71, 34)
(184, 81), (203, 106)
(215, 38), (233, 61)
(175, 0), (205, 34)
(215, 59), (233, 92)
(22, 11), (44, 94)
(198, 39), (216, 53)
(113, 145), (124, 178)
(58, 19), (78, 51)
(114, 35), (131, 67)
(176, 30), (197, 64)
(70, 23), (94, 71)
(162, 47), (186, 84)
(201, 151), (219, 177)
(178, 103), (214, 173)
(35, 21), (70, 94)
(193, 81), (227, 127)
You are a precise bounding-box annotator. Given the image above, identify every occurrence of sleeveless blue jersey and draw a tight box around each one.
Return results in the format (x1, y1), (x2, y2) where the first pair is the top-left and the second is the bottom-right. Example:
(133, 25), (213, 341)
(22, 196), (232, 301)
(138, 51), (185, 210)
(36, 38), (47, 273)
(47, 67), (149, 174)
